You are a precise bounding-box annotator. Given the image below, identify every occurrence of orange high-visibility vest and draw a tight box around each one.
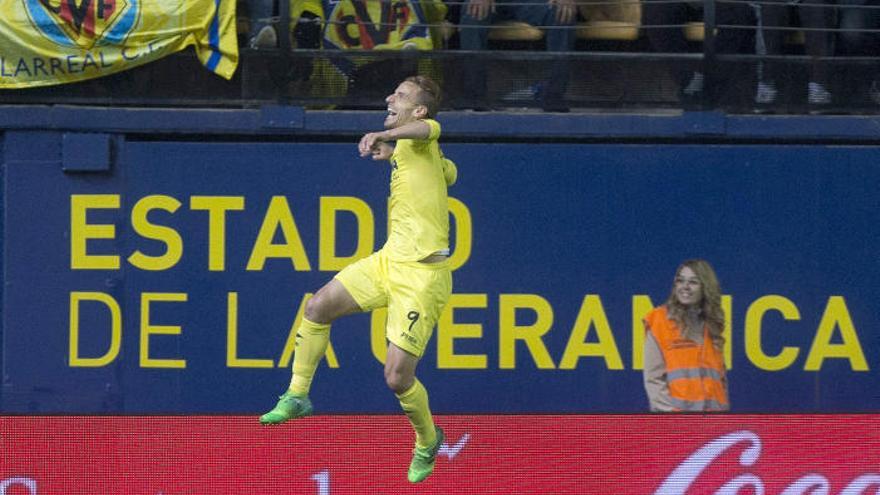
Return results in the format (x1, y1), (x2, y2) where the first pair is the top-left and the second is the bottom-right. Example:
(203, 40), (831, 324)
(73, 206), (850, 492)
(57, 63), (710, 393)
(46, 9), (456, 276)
(645, 305), (729, 412)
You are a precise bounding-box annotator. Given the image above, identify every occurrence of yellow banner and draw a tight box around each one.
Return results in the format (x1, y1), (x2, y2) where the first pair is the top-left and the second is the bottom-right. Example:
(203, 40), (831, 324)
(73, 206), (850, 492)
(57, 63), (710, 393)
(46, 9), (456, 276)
(0, 0), (238, 88)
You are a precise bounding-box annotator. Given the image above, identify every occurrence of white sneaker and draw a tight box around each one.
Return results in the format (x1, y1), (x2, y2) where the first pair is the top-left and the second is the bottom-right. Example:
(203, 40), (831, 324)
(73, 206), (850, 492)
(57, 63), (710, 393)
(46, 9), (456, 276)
(682, 71), (704, 97)
(499, 84), (541, 102)
(249, 25), (277, 49)
(807, 82), (831, 106)
(755, 81), (778, 104)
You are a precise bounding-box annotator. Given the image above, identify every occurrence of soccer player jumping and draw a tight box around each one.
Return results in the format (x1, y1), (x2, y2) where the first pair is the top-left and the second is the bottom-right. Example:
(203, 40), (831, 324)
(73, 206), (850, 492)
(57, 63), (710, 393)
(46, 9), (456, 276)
(260, 75), (458, 484)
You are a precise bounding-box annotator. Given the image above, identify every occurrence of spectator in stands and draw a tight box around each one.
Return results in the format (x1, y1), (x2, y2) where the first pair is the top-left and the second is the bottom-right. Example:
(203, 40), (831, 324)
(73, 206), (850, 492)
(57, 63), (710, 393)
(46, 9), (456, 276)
(643, 259), (730, 412)
(837, 0), (880, 104)
(458, 0), (577, 111)
(284, 0), (449, 104)
(240, 0), (447, 104)
(244, 0), (322, 49)
(642, 0), (754, 103)
(753, 0), (835, 109)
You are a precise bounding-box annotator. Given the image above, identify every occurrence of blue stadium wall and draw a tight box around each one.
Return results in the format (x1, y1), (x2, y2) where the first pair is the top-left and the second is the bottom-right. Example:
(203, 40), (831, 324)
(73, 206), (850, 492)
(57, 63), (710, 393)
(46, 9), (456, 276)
(2, 107), (879, 414)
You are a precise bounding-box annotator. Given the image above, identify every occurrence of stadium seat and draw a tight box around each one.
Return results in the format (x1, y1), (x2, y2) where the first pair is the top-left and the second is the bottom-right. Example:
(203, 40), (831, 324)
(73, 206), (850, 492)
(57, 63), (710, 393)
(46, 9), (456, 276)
(787, 30), (805, 44)
(487, 21), (545, 41)
(577, 0), (641, 41)
(484, 18), (641, 44)
(683, 21), (804, 44)
(577, 20), (640, 41)
(683, 21), (705, 42)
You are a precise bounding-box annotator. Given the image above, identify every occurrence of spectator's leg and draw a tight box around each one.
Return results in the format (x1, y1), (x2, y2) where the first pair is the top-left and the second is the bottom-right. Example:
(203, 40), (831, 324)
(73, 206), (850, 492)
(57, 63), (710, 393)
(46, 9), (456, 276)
(642, 2), (698, 91)
(459, 9), (493, 48)
(753, 0), (787, 104)
(799, 0), (835, 103)
(837, 0), (880, 103)
(642, 1), (690, 53)
(247, 0), (277, 48)
(866, 0), (880, 54)
(515, 0), (576, 110)
(290, 12), (321, 81)
(838, 0), (870, 53)
(716, 0), (756, 54)
(711, 1), (756, 100)
(458, 8), (494, 108)
(867, 0), (880, 103)
(294, 12), (321, 48)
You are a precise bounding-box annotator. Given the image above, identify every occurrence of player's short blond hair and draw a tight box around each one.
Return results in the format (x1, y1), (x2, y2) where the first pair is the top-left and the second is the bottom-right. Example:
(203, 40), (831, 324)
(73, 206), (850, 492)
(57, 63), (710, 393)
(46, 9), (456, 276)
(405, 75), (441, 118)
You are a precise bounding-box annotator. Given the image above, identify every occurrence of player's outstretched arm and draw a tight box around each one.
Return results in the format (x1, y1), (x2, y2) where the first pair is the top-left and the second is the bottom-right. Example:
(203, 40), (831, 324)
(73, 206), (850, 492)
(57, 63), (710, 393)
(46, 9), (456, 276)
(359, 132), (381, 157)
(383, 120), (431, 141)
(358, 135), (395, 160)
(359, 133), (394, 158)
(358, 121), (431, 156)
(368, 142), (394, 161)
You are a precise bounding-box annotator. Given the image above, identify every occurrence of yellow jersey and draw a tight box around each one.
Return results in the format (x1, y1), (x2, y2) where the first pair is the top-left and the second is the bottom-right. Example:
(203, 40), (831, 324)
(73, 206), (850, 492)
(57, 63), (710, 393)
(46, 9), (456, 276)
(384, 119), (457, 261)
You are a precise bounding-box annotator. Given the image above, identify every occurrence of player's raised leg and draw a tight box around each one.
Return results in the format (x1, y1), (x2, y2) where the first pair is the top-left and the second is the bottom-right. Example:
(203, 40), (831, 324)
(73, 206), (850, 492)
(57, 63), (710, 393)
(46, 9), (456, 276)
(260, 279), (361, 424)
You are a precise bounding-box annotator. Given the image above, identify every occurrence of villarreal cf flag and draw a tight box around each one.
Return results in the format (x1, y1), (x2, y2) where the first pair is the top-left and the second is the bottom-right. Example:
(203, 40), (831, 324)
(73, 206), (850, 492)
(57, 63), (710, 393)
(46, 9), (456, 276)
(295, 0), (447, 96)
(0, 0), (238, 88)
(297, 0), (446, 52)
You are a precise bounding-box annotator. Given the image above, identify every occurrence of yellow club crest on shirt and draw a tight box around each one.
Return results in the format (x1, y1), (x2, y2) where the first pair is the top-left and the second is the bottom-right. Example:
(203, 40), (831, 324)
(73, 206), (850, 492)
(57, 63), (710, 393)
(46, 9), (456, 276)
(24, 0), (139, 49)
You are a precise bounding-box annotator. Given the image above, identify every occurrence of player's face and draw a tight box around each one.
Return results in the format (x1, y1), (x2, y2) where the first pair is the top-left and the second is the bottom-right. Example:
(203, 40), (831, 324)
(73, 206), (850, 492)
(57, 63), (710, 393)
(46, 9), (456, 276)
(384, 82), (424, 129)
(674, 266), (703, 307)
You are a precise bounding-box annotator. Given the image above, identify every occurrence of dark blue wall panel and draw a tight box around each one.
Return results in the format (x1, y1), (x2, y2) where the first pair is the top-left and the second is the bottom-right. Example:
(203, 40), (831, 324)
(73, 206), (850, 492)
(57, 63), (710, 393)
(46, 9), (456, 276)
(0, 131), (4, 409)
(3, 133), (879, 414)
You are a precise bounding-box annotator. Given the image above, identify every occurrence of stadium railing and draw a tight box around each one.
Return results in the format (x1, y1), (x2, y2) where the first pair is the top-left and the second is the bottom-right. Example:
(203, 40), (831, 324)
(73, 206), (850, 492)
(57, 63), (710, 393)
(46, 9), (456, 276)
(1, 0), (878, 115)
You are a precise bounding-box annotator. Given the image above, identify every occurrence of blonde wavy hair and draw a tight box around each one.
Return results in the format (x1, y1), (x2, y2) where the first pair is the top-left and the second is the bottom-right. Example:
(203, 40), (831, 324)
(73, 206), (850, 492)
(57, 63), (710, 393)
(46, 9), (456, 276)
(664, 259), (725, 348)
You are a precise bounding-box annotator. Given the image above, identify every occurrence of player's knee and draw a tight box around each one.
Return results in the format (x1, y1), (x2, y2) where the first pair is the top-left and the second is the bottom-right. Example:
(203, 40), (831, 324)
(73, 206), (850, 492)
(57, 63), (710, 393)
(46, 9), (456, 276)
(304, 293), (330, 323)
(385, 369), (412, 394)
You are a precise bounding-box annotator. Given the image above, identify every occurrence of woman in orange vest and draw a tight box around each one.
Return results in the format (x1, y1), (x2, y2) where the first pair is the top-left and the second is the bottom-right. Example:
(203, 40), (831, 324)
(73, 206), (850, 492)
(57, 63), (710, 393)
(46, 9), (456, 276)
(643, 259), (729, 412)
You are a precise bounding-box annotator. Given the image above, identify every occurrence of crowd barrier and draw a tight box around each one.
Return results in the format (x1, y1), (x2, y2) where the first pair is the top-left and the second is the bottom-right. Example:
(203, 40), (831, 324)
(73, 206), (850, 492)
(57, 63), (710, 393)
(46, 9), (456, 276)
(1, 0), (879, 113)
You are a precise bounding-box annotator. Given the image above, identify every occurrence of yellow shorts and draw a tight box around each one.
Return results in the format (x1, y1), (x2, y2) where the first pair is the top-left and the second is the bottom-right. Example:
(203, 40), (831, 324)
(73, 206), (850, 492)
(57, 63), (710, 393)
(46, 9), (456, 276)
(334, 249), (452, 358)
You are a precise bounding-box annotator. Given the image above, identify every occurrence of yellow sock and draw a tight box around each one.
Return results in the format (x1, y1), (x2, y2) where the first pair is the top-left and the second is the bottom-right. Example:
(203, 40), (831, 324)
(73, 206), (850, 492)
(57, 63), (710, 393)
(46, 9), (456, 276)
(288, 317), (331, 396)
(396, 379), (437, 449)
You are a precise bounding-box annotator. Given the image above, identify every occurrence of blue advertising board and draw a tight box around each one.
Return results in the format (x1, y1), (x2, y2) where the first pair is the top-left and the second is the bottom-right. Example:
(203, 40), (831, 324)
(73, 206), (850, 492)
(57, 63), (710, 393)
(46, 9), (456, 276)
(2, 131), (878, 413)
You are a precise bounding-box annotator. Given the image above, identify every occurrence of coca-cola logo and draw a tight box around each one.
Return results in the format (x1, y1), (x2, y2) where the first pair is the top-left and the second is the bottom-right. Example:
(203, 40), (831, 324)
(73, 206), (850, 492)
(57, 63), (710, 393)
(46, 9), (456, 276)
(656, 430), (880, 495)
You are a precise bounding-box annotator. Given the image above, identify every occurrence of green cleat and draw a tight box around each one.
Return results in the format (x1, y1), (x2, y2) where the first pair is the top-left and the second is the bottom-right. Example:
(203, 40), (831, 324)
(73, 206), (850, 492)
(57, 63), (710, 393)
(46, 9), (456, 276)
(407, 426), (445, 483)
(259, 392), (313, 425)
